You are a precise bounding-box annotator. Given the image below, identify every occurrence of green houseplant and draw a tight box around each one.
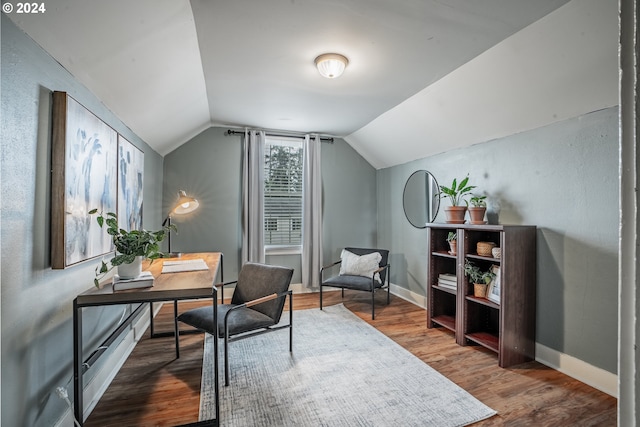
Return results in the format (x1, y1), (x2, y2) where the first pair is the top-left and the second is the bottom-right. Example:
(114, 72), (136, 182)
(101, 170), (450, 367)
(89, 209), (176, 287)
(468, 194), (487, 224)
(463, 259), (495, 297)
(439, 176), (476, 223)
(446, 231), (457, 255)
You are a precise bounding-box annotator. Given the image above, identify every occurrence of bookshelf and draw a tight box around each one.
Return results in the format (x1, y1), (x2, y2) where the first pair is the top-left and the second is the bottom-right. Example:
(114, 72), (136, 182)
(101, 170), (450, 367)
(426, 223), (537, 367)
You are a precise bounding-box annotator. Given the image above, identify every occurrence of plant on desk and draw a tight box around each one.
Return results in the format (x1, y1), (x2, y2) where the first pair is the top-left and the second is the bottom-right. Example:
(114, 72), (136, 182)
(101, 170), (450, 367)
(89, 209), (176, 287)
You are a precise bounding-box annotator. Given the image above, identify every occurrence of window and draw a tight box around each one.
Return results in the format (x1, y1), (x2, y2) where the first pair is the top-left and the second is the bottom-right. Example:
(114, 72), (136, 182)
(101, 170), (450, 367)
(264, 137), (303, 249)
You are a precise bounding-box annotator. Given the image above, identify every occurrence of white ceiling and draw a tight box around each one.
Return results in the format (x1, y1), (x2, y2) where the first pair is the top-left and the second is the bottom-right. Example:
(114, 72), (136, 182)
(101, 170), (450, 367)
(8, 0), (618, 168)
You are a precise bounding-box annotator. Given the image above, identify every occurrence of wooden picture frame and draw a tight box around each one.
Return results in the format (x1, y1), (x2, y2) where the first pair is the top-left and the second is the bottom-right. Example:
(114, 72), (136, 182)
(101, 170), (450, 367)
(117, 135), (144, 232)
(51, 91), (117, 269)
(487, 264), (501, 304)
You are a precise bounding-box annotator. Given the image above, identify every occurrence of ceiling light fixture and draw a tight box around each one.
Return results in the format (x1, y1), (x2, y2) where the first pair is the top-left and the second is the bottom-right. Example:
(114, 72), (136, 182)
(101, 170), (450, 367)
(314, 53), (349, 79)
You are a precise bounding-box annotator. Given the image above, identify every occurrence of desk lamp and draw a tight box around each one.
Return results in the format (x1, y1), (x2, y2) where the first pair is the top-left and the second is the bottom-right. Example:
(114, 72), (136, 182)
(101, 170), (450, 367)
(162, 190), (199, 256)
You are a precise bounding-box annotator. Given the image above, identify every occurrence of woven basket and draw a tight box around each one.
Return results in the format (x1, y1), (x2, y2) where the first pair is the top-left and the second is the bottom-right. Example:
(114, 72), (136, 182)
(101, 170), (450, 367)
(476, 241), (496, 257)
(473, 283), (488, 297)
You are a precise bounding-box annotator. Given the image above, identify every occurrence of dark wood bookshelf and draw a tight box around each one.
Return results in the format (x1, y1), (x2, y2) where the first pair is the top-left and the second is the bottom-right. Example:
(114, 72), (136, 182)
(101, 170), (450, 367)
(426, 223), (536, 368)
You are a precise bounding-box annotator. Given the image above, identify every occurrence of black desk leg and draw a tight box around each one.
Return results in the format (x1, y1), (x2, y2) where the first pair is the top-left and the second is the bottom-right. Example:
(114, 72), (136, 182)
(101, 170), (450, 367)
(174, 300), (180, 358)
(73, 298), (84, 426)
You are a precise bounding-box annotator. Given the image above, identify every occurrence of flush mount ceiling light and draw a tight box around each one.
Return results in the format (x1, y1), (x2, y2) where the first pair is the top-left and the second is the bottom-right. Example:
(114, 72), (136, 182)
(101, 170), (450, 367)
(314, 53), (349, 79)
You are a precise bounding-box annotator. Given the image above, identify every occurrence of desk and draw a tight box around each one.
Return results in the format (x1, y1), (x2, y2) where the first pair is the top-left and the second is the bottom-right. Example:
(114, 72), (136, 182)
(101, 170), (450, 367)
(73, 252), (221, 426)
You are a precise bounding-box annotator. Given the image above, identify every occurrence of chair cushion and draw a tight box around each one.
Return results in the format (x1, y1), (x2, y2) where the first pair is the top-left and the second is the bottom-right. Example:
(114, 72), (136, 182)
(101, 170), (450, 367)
(217, 304), (276, 338)
(339, 249), (382, 281)
(177, 305), (217, 335)
(323, 274), (383, 292)
(177, 304), (277, 338)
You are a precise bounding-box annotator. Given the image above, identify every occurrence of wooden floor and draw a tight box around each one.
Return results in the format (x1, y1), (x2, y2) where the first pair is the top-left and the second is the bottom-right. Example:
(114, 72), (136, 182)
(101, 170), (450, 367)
(85, 292), (617, 427)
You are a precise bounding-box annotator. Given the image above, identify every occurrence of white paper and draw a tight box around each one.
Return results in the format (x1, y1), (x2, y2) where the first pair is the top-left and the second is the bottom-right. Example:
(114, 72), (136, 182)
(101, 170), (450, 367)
(161, 258), (209, 273)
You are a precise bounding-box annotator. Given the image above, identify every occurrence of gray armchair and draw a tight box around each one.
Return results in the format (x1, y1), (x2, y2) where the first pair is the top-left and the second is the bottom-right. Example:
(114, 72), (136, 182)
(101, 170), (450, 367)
(319, 247), (390, 319)
(177, 262), (294, 386)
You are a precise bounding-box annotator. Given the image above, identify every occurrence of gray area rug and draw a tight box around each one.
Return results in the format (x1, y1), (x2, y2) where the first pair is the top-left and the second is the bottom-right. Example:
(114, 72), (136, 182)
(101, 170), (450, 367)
(199, 304), (496, 426)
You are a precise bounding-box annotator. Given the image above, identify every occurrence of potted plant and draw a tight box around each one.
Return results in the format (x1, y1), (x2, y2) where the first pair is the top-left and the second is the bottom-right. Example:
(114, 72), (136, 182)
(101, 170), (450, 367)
(468, 194), (487, 224)
(89, 209), (176, 287)
(446, 231), (457, 255)
(463, 259), (495, 297)
(439, 176), (476, 223)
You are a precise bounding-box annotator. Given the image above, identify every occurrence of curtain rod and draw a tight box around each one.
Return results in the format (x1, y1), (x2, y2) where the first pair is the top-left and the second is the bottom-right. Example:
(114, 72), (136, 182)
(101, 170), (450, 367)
(225, 129), (334, 143)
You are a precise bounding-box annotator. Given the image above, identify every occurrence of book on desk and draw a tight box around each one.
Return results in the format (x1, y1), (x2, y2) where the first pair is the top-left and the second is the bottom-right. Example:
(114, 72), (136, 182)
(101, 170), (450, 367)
(113, 271), (155, 291)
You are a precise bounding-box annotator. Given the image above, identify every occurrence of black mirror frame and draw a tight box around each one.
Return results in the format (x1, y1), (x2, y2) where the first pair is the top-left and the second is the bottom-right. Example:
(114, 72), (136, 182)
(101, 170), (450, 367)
(402, 170), (440, 228)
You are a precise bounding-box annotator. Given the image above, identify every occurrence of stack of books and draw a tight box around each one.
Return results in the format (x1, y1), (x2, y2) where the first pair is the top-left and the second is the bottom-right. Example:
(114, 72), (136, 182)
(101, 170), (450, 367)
(112, 271), (155, 291)
(437, 273), (457, 290)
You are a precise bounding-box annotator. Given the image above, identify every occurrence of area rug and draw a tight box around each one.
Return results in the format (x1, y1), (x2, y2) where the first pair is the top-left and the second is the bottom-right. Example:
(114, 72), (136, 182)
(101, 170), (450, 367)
(199, 304), (496, 426)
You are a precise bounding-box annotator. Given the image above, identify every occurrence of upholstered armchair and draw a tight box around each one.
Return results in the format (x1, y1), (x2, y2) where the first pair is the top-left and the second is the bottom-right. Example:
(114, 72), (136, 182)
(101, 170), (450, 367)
(177, 262), (294, 385)
(319, 247), (390, 319)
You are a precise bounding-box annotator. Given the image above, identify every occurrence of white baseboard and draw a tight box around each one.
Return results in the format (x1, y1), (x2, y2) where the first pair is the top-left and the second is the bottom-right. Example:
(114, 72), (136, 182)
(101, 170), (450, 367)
(389, 283), (427, 308)
(387, 283), (618, 398)
(535, 343), (618, 397)
(55, 303), (160, 427)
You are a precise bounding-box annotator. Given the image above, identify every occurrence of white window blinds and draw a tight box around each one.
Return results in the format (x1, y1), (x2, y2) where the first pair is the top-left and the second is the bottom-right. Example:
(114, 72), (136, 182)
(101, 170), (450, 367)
(264, 137), (303, 246)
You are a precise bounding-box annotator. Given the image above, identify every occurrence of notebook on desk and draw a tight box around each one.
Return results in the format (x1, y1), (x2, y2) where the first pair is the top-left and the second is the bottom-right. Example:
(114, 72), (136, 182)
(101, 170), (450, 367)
(161, 258), (209, 274)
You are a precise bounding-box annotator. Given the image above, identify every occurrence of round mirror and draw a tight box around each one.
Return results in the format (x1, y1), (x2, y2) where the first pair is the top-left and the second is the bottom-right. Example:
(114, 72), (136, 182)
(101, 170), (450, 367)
(403, 170), (440, 228)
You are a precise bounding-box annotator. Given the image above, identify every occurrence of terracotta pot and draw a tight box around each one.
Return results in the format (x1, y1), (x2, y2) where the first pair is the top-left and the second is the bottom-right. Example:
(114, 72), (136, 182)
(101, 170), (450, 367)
(468, 207), (487, 224)
(444, 206), (467, 224)
(448, 241), (457, 255)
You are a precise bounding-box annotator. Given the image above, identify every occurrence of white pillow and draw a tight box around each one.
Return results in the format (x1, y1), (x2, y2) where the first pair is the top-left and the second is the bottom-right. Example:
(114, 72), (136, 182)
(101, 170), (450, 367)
(339, 249), (382, 282)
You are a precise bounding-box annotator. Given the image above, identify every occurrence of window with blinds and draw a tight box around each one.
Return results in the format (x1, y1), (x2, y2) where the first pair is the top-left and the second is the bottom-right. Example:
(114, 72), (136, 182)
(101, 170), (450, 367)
(264, 137), (303, 247)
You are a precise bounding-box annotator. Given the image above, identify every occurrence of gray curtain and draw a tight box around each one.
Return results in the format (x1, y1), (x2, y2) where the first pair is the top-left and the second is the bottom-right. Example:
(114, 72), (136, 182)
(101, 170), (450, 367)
(301, 134), (322, 288)
(242, 130), (265, 264)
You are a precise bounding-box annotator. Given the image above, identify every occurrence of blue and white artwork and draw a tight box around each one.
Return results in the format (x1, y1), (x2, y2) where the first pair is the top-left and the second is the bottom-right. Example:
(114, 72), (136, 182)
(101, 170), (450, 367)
(63, 96), (117, 266)
(118, 136), (144, 231)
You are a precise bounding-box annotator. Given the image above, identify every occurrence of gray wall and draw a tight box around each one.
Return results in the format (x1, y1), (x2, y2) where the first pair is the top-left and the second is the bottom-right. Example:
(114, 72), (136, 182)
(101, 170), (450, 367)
(163, 128), (378, 282)
(378, 107), (619, 374)
(1, 15), (164, 426)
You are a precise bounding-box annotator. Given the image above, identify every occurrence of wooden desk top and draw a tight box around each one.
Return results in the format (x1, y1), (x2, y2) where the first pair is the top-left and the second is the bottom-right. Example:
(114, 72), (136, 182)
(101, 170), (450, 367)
(76, 252), (222, 307)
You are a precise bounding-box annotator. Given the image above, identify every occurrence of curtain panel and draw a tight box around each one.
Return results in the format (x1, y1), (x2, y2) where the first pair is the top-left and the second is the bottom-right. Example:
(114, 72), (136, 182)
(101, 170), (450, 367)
(302, 134), (323, 288)
(242, 130), (265, 264)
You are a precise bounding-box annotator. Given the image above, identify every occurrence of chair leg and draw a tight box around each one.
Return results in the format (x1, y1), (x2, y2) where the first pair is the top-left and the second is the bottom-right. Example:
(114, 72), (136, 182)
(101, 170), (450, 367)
(319, 284), (323, 311)
(289, 294), (293, 352)
(341, 288), (344, 299)
(371, 290), (375, 320)
(224, 329), (230, 386)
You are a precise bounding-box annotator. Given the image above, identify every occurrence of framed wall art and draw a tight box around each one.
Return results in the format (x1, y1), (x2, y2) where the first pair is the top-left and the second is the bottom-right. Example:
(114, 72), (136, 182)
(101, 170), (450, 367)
(51, 91), (117, 269)
(117, 135), (144, 232)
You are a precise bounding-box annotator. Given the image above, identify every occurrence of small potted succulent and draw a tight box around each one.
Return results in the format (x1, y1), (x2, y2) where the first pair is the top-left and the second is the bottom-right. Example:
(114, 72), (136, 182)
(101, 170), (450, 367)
(468, 194), (487, 224)
(446, 231), (457, 255)
(463, 259), (496, 298)
(89, 210), (176, 287)
(439, 176), (476, 223)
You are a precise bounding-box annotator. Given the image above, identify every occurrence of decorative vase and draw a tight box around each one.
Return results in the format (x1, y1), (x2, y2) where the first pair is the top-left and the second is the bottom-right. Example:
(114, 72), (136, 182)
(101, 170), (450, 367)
(117, 256), (143, 279)
(444, 206), (467, 224)
(468, 207), (487, 224)
(492, 247), (501, 259)
(448, 241), (457, 255)
(473, 283), (488, 298)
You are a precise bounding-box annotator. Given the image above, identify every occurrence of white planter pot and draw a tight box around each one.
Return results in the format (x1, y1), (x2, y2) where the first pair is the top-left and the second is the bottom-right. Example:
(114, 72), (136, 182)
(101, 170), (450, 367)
(117, 256), (143, 279)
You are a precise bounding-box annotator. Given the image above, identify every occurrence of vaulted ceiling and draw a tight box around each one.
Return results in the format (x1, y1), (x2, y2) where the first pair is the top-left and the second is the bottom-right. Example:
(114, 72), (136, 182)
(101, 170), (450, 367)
(8, 0), (617, 169)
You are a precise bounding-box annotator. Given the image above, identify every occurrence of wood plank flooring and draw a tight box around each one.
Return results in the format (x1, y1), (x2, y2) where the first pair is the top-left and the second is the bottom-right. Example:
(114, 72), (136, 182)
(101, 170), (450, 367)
(85, 292), (617, 426)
